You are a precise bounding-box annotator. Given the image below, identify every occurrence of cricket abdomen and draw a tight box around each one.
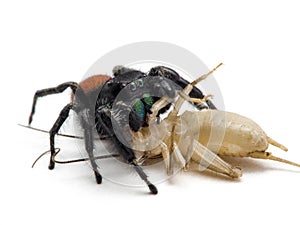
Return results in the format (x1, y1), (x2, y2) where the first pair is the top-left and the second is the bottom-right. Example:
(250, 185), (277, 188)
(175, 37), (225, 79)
(180, 110), (269, 157)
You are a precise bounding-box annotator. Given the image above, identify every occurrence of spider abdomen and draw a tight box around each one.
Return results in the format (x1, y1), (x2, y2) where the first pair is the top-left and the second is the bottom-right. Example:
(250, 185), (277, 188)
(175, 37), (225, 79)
(79, 75), (111, 93)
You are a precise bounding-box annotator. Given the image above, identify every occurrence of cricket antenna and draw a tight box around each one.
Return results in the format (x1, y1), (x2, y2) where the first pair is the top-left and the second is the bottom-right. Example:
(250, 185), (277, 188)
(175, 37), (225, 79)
(191, 62), (223, 86)
(32, 150), (51, 168)
(167, 62), (223, 119)
(32, 148), (119, 168)
(18, 124), (83, 139)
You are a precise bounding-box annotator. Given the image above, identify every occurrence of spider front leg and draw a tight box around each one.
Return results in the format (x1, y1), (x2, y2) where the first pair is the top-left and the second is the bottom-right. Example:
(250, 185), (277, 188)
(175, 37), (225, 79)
(148, 66), (217, 110)
(28, 82), (78, 125)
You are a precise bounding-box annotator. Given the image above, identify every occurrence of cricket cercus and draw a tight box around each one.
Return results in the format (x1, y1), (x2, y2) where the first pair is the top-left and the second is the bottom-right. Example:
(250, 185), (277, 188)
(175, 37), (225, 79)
(130, 63), (300, 179)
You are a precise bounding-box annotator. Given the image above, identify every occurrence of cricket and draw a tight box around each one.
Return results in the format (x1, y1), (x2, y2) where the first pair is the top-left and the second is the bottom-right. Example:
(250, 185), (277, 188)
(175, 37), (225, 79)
(131, 63), (300, 179)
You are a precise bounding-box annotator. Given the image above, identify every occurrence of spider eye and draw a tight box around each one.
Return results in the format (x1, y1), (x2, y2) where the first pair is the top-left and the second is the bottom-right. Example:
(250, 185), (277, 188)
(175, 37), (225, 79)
(137, 79), (143, 87)
(130, 82), (137, 91)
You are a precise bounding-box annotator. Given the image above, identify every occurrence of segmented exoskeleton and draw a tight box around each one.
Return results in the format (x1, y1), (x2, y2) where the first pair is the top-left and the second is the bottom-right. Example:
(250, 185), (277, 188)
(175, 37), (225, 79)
(129, 63), (300, 178)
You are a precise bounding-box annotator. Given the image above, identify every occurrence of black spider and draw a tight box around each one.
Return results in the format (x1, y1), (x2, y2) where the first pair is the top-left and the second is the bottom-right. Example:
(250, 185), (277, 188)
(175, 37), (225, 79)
(28, 65), (216, 194)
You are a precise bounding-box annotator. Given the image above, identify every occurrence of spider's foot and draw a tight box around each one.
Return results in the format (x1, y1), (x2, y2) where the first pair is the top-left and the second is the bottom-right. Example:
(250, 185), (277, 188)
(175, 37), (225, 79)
(95, 172), (102, 184)
(148, 184), (158, 195)
(48, 161), (55, 170)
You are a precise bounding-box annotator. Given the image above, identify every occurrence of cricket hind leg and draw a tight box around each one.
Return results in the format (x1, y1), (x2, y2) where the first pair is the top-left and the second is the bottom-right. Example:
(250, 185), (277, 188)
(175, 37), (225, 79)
(188, 140), (242, 179)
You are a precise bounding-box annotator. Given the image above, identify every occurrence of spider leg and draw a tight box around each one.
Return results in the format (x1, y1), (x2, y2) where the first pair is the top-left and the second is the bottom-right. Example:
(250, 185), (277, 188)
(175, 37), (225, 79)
(97, 108), (158, 194)
(131, 160), (158, 194)
(49, 102), (75, 170)
(108, 135), (158, 194)
(116, 143), (159, 194)
(29, 82), (78, 125)
(148, 66), (216, 109)
(81, 112), (102, 184)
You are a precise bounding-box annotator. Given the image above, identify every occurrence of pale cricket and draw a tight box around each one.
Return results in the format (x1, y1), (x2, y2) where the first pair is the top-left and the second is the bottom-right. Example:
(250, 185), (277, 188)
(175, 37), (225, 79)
(130, 63), (300, 178)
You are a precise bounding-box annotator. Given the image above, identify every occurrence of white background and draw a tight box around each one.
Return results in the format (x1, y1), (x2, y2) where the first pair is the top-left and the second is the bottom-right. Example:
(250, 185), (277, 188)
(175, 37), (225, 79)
(1, 1), (300, 224)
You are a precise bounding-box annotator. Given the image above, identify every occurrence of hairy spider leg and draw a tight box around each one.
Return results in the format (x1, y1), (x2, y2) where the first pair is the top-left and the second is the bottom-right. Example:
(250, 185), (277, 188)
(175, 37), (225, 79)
(132, 161), (158, 194)
(148, 66), (217, 110)
(48, 100), (103, 184)
(28, 82), (78, 125)
(28, 81), (104, 183)
(97, 109), (158, 194)
(49, 103), (75, 170)
(80, 109), (103, 184)
(49, 89), (103, 184)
